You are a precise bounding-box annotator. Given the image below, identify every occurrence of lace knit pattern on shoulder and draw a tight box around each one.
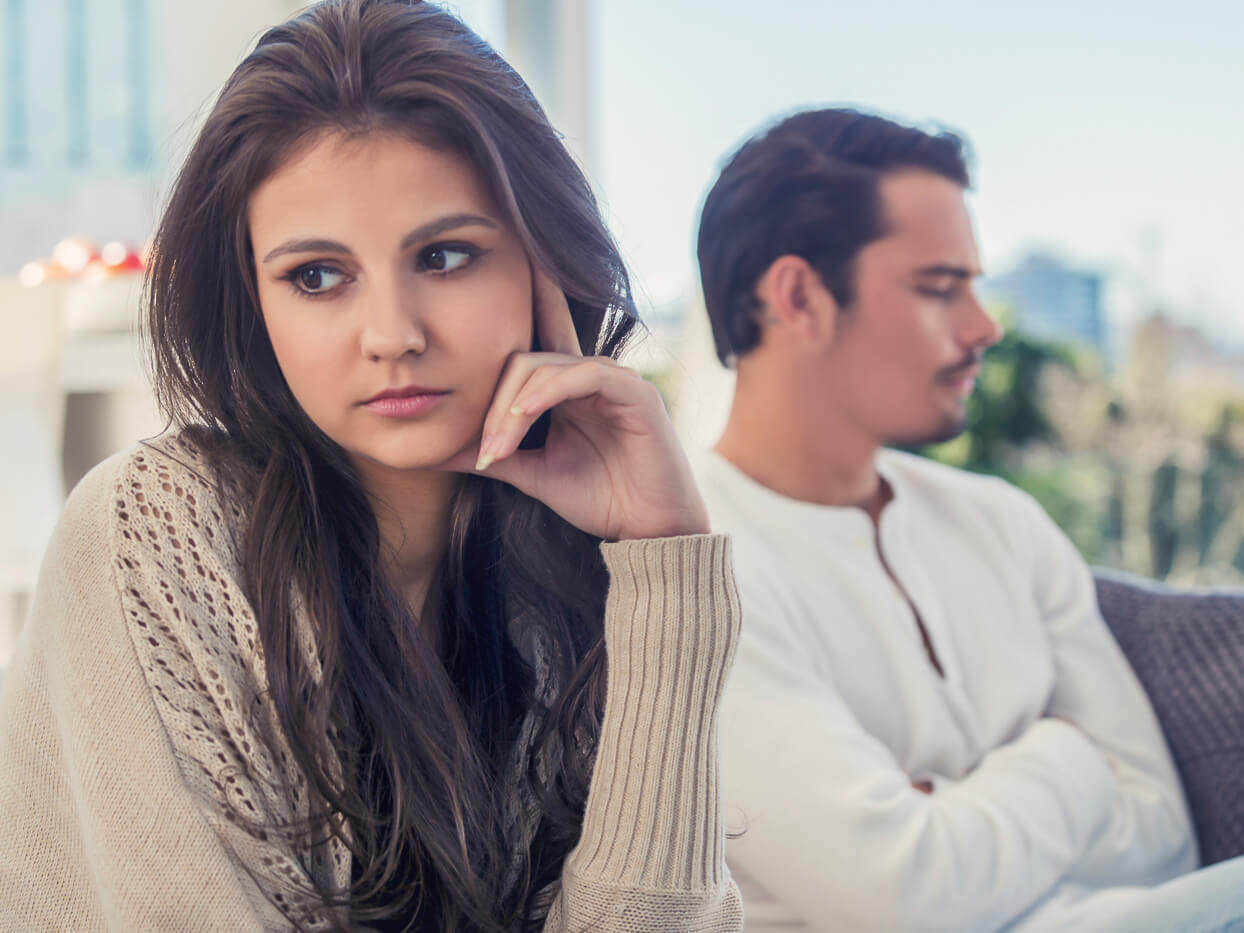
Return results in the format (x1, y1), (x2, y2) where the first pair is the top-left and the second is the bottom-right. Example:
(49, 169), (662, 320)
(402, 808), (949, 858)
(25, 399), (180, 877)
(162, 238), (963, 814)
(108, 432), (348, 928)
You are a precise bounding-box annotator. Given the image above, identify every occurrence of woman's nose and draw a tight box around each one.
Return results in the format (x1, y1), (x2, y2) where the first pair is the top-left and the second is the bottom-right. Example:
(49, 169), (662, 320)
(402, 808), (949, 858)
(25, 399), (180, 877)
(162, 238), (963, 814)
(358, 284), (427, 361)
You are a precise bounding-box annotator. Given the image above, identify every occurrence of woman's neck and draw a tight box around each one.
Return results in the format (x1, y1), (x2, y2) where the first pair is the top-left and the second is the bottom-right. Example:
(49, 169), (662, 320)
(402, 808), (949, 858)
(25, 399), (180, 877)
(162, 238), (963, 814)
(351, 457), (462, 618)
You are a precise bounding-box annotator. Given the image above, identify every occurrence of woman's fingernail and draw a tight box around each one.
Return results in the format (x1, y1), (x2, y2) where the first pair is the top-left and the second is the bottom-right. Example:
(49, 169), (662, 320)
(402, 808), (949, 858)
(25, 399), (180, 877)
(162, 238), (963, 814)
(474, 434), (495, 471)
(510, 403), (527, 416)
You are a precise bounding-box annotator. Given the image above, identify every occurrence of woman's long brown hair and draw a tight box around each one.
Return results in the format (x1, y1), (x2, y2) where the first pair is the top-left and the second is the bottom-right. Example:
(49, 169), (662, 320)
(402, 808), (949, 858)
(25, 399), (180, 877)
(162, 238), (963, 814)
(144, 1), (638, 928)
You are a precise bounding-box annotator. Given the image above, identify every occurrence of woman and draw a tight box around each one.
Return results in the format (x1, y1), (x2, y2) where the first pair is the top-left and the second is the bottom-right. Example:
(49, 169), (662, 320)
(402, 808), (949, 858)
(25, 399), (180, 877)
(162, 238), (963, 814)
(0, 1), (742, 930)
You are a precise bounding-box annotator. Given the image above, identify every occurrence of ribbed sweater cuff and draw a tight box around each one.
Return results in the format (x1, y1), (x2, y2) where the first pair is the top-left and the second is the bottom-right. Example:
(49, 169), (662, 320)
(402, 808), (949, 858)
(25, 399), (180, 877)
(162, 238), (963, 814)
(568, 534), (740, 890)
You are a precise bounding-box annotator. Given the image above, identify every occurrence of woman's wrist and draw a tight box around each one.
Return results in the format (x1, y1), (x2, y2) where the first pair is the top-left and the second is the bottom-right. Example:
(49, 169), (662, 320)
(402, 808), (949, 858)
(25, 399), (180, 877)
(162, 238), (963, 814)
(610, 501), (711, 541)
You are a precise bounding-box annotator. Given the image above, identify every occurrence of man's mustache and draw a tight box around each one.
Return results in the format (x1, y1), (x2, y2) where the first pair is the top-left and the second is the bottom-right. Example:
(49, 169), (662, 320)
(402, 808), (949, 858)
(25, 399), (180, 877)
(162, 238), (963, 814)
(937, 351), (984, 381)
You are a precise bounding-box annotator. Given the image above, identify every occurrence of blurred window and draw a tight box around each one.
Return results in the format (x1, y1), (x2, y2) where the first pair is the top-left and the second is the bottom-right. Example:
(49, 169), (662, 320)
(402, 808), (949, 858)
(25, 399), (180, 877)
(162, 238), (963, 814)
(2, 0), (155, 181)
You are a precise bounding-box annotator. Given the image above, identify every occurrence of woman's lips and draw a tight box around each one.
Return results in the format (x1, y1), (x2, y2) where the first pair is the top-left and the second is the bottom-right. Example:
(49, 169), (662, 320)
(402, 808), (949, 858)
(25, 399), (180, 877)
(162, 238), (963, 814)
(362, 389), (450, 418)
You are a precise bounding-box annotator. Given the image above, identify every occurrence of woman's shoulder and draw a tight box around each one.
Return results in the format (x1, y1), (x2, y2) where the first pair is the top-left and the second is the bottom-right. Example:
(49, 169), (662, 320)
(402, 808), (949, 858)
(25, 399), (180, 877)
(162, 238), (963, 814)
(58, 427), (267, 715)
(66, 426), (252, 560)
(39, 431), (335, 914)
(88, 428), (267, 671)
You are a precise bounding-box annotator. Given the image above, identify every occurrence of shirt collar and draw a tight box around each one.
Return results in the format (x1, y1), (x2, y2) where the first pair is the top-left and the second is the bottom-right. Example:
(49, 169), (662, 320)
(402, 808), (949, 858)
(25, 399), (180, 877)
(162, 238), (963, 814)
(704, 449), (912, 542)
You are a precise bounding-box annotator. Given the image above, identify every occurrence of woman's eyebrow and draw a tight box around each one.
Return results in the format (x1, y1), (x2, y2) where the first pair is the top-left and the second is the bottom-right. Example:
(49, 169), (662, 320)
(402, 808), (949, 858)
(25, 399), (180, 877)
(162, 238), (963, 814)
(261, 212), (501, 264)
(262, 238), (350, 263)
(399, 212), (499, 250)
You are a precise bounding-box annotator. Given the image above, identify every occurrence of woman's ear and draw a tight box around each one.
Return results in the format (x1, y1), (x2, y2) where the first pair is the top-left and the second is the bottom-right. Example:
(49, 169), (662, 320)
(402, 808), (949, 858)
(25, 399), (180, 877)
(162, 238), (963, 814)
(754, 255), (838, 348)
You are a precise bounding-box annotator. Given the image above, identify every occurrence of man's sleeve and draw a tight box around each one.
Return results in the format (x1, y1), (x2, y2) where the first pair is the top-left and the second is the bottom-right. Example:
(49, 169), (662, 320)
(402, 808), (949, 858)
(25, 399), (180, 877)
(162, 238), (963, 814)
(720, 575), (1119, 933)
(1018, 493), (1198, 885)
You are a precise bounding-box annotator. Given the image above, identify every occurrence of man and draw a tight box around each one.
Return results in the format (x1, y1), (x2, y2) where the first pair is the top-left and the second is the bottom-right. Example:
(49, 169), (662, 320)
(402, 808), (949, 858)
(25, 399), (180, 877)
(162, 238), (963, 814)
(693, 108), (1244, 932)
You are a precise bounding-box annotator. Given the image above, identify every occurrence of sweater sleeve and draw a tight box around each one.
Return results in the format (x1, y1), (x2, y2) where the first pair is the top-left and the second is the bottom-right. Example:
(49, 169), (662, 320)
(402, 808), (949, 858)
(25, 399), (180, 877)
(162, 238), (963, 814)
(543, 534), (743, 932)
(719, 574), (1120, 933)
(1019, 494), (1198, 885)
(0, 455), (275, 932)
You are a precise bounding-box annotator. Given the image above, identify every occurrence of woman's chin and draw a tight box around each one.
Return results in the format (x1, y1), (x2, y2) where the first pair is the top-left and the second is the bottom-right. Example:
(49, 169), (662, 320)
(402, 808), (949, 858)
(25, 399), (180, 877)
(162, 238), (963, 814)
(345, 434), (480, 477)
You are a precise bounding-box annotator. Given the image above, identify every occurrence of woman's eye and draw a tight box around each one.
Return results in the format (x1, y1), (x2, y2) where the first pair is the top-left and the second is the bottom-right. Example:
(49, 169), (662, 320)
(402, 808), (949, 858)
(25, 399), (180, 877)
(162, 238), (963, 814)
(288, 264), (346, 294)
(419, 244), (475, 274)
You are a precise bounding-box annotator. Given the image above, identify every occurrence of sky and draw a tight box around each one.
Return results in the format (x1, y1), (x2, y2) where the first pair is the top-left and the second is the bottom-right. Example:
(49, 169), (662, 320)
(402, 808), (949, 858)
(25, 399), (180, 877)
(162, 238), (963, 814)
(450, 0), (1244, 345)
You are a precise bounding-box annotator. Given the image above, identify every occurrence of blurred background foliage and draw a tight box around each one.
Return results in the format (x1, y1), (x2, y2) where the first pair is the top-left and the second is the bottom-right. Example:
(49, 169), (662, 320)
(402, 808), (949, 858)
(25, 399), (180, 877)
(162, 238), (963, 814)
(913, 308), (1244, 582)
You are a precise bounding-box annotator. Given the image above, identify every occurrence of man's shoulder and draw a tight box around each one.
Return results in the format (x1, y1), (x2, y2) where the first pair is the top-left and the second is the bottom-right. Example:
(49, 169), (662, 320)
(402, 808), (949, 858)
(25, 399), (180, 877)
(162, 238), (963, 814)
(691, 449), (748, 494)
(881, 451), (1073, 578)
(693, 451), (764, 524)
(880, 448), (1036, 514)
(692, 451), (807, 545)
(696, 447), (1037, 517)
(692, 452), (871, 623)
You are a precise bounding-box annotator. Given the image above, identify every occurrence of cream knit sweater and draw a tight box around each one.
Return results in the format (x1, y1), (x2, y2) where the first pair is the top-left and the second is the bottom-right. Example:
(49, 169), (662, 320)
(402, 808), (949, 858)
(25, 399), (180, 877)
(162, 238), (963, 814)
(0, 433), (743, 931)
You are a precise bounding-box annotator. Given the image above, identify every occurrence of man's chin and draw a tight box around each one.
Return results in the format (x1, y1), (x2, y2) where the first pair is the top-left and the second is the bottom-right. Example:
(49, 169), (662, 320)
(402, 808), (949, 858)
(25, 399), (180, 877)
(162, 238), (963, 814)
(889, 415), (968, 449)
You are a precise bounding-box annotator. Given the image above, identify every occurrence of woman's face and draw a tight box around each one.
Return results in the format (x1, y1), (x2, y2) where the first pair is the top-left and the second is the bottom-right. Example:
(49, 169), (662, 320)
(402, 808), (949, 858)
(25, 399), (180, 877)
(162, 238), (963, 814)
(249, 131), (534, 474)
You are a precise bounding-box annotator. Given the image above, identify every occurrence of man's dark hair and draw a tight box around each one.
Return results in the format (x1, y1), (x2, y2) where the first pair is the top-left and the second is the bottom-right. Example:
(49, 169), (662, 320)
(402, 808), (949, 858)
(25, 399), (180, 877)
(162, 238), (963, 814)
(696, 107), (970, 364)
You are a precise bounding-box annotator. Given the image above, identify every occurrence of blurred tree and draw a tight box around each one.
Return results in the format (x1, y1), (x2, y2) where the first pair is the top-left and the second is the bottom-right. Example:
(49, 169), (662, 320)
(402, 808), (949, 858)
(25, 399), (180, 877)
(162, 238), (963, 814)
(1149, 457), (1179, 580)
(1199, 407), (1244, 560)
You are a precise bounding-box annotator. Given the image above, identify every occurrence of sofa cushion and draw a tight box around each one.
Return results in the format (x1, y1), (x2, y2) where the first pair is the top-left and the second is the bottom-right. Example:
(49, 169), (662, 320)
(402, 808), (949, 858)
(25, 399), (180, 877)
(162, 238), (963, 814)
(1094, 569), (1244, 866)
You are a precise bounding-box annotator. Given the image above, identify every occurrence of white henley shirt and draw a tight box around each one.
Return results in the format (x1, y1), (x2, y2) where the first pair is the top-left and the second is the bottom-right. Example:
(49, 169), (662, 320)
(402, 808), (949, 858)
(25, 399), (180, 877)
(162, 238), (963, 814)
(697, 449), (1197, 933)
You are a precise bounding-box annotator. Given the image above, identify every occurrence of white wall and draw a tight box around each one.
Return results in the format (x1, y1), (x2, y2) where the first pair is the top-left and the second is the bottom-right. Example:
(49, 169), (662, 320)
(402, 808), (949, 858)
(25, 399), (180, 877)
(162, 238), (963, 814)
(158, 0), (306, 174)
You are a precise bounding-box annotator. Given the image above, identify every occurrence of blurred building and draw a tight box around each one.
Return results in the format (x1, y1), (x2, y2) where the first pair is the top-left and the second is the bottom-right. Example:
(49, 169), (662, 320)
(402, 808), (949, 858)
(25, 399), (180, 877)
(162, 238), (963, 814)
(1, 0), (590, 269)
(984, 252), (1108, 356)
(0, 0), (303, 272)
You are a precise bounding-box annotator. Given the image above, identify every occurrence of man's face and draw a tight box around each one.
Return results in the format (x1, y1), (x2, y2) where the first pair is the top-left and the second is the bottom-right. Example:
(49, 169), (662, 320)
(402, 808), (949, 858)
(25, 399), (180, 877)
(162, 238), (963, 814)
(822, 169), (1002, 447)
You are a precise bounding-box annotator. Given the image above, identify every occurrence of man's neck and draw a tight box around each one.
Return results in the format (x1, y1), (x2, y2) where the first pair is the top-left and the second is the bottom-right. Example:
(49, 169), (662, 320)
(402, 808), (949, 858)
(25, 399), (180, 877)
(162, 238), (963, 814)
(714, 371), (888, 521)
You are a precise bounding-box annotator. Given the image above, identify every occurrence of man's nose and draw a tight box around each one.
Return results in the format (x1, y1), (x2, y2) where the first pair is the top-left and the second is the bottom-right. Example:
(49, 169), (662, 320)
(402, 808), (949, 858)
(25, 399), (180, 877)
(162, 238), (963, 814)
(962, 291), (1004, 349)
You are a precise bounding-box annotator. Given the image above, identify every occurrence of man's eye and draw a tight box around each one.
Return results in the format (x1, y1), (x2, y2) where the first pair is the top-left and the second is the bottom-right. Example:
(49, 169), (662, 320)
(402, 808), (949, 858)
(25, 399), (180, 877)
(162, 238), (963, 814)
(918, 286), (957, 301)
(287, 264), (346, 294)
(420, 244), (475, 274)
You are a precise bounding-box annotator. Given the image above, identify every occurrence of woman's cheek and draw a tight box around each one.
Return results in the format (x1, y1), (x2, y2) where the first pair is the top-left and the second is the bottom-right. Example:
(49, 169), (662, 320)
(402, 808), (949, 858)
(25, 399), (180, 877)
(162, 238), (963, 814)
(465, 278), (534, 356)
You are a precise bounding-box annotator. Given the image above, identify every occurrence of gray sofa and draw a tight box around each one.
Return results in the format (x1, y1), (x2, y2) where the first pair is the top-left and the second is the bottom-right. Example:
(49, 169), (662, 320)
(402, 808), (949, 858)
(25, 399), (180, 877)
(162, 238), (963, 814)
(1094, 569), (1244, 866)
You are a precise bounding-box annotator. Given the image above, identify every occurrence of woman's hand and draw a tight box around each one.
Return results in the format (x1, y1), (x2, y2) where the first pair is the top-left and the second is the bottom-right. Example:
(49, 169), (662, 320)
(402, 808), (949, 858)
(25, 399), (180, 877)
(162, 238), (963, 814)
(450, 268), (709, 542)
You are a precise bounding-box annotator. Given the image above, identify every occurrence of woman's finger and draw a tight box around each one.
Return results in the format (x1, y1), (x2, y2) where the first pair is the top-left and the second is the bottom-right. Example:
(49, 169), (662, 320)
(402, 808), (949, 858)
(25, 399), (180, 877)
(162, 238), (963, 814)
(470, 444), (544, 499)
(477, 352), (563, 454)
(476, 392), (547, 472)
(475, 354), (575, 470)
(532, 266), (582, 357)
(478, 358), (657, 474)
(511, 357), (650, 424)
(476, 352), (539, 465)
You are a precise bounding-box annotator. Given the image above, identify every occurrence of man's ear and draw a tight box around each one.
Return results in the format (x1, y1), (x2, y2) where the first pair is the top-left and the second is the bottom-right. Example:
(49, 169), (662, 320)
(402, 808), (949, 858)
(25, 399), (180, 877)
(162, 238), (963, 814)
(755, 255), (838, 347)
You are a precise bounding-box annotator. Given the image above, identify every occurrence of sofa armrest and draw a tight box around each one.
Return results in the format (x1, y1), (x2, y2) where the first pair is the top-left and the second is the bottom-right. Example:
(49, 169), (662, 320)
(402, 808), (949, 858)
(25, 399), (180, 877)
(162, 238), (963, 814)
(1093, 568), (1244, 866)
